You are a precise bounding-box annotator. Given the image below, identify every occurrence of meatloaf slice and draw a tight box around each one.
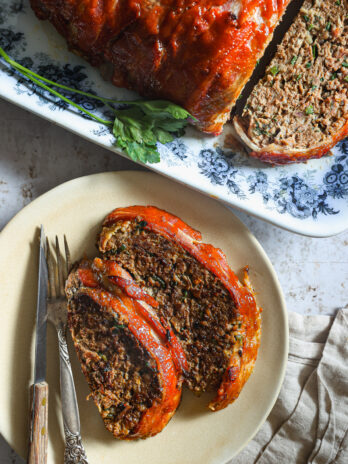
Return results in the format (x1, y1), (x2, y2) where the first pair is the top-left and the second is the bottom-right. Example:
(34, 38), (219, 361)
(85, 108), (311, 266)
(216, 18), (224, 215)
(234, 0), (348, 164)
(65, 260), (182, 439)
(30, 0), (291, 134)
(98, 206), (261, 411)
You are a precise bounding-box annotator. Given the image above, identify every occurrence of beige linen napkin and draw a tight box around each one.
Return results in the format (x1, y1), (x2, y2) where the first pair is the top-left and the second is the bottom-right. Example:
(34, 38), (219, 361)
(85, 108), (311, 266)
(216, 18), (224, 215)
(232, 308), (348, 464)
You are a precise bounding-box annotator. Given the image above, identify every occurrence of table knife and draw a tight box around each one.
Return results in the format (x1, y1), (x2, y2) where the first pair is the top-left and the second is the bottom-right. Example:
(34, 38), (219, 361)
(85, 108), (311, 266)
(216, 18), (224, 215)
(28, 226), (48, 464)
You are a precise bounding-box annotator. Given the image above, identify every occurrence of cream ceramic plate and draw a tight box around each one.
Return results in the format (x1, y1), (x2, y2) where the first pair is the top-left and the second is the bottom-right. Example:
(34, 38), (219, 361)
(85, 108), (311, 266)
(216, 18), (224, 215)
(0, 171), (288, 464)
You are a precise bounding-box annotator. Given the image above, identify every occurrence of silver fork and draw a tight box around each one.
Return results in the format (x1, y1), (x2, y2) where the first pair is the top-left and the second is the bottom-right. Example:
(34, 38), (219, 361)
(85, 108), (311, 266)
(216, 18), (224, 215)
(46, 236), (88, 464)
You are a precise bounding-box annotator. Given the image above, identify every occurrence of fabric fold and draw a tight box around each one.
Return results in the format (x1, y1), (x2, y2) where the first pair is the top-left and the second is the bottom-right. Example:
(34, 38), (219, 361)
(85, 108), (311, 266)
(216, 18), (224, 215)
(232, 309), (348, 464)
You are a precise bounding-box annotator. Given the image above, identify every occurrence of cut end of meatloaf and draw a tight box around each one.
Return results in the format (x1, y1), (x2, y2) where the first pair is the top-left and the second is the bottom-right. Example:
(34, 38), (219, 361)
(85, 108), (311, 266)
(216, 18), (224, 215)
(234, 0), (348, 164)
(66, 267), (174, 440)
(98, 216), (244, 395)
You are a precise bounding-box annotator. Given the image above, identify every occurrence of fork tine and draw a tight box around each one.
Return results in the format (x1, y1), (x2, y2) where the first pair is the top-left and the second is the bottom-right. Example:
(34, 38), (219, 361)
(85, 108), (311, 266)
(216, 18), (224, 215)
(64, 235), (71, 276)
(45, 237), (50, 299)
(46, 238), (56, 299)
(55, 236), (65, 297)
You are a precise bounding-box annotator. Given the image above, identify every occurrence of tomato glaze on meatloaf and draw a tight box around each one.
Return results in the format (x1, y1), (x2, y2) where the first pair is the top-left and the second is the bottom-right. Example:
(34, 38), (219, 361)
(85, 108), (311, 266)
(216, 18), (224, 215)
(66, 261), (182, 439)
(98, 206), (261, 411)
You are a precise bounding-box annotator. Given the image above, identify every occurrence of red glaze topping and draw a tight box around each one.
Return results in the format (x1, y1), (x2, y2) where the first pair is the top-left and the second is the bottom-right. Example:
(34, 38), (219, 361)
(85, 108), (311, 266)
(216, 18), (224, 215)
(92, 257), (159, 307)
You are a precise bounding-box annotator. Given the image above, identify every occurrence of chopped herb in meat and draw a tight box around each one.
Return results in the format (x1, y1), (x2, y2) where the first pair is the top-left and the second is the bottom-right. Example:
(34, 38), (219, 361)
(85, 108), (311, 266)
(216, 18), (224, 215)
(269, 65), (279, 76)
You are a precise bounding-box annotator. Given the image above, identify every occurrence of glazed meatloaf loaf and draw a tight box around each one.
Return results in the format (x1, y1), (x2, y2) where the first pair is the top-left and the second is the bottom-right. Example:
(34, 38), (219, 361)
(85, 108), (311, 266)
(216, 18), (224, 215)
(65, 259), (183, 439)
(234, 0), (348, 164)
(98, 206), (261, 412)
(30, 0), (291, 134)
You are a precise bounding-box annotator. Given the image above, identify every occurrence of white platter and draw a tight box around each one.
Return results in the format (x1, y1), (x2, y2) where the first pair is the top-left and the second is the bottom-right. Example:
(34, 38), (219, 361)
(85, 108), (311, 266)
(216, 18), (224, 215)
(0, 171), (288, 464)
(1, 0), (347, 236)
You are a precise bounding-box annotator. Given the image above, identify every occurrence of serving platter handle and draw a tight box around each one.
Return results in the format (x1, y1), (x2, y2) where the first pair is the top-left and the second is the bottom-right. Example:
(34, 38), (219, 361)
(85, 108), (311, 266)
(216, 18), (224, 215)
(28, 381), (48, 464)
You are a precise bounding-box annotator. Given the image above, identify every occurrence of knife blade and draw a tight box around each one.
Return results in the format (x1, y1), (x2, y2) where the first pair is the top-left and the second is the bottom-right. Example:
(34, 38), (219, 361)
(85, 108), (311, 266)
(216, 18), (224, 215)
(28, 225), (49, 464)
(33, 225), (48, 384)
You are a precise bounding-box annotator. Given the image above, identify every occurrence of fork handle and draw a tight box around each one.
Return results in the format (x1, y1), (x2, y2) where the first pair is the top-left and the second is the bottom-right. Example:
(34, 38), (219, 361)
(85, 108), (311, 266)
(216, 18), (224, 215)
(28, 382), (48, 464)
(57, 326), (88, 464)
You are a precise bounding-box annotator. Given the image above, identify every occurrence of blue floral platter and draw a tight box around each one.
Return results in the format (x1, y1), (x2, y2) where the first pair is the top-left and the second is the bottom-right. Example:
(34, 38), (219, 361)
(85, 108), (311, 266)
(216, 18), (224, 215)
(1, 0), (347, 236)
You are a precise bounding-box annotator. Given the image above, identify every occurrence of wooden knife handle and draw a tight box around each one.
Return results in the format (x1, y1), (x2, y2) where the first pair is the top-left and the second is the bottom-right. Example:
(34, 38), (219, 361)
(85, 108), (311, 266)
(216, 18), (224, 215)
(28, 381), (48, 464)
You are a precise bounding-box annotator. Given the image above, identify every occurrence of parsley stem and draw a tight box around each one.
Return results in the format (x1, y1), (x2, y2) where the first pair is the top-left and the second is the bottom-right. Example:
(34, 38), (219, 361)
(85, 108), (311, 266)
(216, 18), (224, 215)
(22, 69), (112, 125)
(0, 47), (113, 125)
(0, 46), (120, 106)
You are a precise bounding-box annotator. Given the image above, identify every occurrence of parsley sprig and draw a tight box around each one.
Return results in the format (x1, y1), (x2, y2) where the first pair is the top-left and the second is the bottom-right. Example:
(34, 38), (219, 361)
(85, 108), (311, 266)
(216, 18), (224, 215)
(0, 46), (194, 163)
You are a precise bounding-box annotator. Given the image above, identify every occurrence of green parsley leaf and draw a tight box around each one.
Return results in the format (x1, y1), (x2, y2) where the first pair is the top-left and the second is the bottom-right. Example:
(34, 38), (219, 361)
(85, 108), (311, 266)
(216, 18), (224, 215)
(113, 108), (165, 163)
(326, 22), (331, 31)
(336, 1), (341, 5)
(312, 45), (317, 58)
(296, 73), (302, 81)
(308, 24), (314, 31)
(154, 128), (174, 145)
(344, 76), (348, 82)
(138, 100), (191, 121)
(111, 100), (192, 163)
(303, 15), (309, 22)
(342, 61), (348, 68)
(305, 105), (314, 115)
(269, 65), (279, 76)
(291, 56), (298, 65)
(306, 62), (312, 69)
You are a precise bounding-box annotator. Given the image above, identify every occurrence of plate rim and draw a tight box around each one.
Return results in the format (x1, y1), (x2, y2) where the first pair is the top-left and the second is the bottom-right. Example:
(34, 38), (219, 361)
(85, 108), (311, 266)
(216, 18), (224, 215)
(0, 170), (289, 462)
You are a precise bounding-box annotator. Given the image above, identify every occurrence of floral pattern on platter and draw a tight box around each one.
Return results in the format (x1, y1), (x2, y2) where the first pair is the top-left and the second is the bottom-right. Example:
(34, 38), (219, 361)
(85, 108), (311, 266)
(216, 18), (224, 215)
(0, 0), (347, 229)
(197, 143), (348, 219)
(198, 148), (246, 199)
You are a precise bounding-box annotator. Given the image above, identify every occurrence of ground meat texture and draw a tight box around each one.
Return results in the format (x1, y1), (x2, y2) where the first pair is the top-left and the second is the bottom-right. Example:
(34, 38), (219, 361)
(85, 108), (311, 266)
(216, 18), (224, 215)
(100, 219), (241, 393)
(235, 0), (347, 152)
(67, 293), (162, 438)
